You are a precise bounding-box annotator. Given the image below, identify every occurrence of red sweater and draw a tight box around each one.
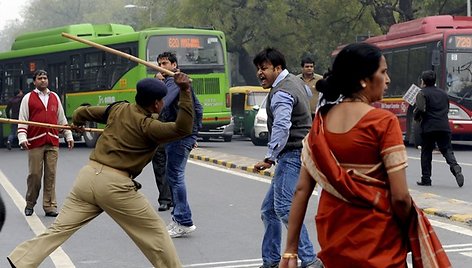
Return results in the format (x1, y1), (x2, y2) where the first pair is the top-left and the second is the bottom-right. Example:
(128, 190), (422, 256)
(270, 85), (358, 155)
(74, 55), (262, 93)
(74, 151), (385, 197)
(22, 91), (61, 148)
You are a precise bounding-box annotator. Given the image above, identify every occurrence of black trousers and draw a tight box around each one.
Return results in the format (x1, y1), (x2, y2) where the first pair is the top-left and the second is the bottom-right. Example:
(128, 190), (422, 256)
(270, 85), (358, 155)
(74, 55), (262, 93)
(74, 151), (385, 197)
(152, 145), (173, 205)
(420, 131), (459, 182)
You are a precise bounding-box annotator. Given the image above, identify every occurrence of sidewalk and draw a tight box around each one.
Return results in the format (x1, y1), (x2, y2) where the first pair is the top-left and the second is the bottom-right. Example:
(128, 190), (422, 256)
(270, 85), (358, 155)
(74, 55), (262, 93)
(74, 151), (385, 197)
(190, 147), (472, 226)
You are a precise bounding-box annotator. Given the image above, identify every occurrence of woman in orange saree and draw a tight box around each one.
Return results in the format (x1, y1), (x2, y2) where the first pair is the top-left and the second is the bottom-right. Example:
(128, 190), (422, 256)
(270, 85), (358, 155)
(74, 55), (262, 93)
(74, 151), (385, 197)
(280, 43), (450, 268)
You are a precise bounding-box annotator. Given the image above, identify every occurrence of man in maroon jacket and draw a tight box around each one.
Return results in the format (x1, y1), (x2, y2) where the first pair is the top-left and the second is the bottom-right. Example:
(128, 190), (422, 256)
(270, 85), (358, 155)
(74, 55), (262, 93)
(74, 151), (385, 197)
(17, 70), (74, 217)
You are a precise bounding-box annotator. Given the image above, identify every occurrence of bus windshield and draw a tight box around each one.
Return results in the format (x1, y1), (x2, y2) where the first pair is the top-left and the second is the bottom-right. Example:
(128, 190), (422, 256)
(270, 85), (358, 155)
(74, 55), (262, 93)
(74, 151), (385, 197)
(446, 52), (472, 101)
(146, 35), (224, 68)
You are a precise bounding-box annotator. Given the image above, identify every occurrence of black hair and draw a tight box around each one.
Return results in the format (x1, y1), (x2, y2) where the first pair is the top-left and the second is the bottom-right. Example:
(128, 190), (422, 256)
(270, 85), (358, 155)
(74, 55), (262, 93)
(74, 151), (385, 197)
(253, 47), (287, 70)
(157, 51), (178, 66)
(421, 70), (436, 87)
(301, 56), (315, 67)
(33, 70), (48, 80)
(316, 43), (382, 104)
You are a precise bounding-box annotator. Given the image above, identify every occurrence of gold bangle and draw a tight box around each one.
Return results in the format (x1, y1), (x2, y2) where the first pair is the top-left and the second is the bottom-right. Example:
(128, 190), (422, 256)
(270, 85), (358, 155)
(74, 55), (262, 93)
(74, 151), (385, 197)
(282, 253), (298, 259)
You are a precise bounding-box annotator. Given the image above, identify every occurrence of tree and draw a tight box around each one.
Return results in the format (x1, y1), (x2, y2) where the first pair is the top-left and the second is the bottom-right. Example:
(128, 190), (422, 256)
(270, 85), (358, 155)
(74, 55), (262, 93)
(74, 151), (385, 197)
(1, 0), (469, 85)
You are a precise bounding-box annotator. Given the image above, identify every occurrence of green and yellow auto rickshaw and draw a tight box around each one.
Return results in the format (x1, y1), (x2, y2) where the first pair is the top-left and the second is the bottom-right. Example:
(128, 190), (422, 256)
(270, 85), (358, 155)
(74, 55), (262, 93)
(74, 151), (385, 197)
(230, 86), (270, 138)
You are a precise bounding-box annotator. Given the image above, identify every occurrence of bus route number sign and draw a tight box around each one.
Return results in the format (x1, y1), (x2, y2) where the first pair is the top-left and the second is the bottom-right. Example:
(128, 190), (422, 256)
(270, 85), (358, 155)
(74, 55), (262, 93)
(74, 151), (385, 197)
(450, 36), (472, 49)
(168, 37), (201, 49)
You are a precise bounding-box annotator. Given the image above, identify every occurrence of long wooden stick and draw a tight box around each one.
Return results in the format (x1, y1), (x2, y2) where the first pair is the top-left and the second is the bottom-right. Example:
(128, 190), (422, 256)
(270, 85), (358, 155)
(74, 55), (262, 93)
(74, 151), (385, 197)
(0, 118), (103, 133)
(61, 32), (175, 77)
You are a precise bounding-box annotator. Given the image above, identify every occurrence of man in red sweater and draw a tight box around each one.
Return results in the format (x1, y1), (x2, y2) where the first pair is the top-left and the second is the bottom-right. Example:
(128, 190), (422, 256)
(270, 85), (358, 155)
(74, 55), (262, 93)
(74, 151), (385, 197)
(17, 70), (74, 217)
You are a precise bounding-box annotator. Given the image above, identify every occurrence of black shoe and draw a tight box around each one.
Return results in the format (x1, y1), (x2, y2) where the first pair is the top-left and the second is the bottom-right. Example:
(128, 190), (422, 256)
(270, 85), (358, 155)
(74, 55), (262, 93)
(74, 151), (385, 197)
(451, 165), (464, 187)
(416, 181), (432, 186)
(45, 211), (59, 217)
(7, 257), (16, 268)
(454, 172), (464, 188)
(158, 203), (171, 211)
(24, 207), (33, 216)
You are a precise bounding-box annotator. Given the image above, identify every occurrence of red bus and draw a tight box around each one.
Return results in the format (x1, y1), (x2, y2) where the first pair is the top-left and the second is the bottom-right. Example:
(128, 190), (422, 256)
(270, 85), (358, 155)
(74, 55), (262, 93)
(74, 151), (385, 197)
(337, 15), (472, 144)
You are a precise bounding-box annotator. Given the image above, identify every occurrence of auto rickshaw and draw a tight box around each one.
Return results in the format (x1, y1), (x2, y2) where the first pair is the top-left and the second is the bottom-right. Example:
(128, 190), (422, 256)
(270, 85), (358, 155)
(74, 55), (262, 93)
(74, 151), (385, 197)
(229, 86), (270, 138)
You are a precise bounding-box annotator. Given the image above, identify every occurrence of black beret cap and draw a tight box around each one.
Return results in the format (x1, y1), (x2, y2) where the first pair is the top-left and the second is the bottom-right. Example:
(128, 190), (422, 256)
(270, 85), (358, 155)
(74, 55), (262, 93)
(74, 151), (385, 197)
(135, 78), (168, 106)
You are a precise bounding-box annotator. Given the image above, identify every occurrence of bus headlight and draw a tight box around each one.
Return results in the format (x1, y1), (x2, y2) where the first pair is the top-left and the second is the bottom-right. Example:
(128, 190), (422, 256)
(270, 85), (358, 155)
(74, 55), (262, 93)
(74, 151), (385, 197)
(448, 103), (470, 120)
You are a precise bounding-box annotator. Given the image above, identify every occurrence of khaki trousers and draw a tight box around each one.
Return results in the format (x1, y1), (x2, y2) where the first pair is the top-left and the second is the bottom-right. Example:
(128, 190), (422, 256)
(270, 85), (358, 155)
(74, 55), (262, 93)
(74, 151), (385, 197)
(9, 163), (182, 268)
(26, 144), (58, 212)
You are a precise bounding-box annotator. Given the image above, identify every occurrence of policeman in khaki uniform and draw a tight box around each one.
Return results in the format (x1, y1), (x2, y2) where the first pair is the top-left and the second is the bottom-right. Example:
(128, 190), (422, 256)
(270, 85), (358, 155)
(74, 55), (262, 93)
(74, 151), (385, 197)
(8, 73), (194, 268)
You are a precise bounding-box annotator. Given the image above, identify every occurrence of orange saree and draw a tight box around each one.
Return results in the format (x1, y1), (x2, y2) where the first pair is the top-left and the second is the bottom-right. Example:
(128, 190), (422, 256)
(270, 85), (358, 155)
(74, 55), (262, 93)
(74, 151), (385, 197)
(302, 109), (450, 268)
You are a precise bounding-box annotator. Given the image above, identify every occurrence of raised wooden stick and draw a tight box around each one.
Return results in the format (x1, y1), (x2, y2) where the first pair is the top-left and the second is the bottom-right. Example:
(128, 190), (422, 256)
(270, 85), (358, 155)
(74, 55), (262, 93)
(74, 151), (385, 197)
(61, 32), (175, 77)
(0, 118), (103, 133)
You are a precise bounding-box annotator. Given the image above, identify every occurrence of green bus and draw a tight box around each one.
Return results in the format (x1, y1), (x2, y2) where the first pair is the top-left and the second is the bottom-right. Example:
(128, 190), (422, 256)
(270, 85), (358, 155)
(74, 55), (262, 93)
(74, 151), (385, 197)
(0, 23), (233, 147)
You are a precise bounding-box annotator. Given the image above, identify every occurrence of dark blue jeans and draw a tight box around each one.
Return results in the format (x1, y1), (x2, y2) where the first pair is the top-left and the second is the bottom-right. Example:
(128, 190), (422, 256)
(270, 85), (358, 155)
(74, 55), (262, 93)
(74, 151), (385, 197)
(165, 136), (196, 226)
(260, 149), (316, 267)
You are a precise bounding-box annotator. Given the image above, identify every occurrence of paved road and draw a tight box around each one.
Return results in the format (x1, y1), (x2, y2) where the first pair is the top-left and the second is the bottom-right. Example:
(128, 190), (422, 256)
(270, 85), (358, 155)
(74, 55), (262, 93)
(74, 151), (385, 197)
(195, 137), (472, 226)
(0, 142), (471, 267)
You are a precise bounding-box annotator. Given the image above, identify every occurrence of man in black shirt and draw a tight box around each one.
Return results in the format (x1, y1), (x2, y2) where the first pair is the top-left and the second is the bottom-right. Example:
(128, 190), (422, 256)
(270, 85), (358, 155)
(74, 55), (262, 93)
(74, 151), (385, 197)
(415, 70), (464, 187)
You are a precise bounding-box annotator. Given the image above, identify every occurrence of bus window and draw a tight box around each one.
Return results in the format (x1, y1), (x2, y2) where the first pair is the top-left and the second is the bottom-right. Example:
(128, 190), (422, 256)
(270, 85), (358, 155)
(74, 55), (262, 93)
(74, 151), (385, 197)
(2, 63), (22, 103)
(446, 52), (472, 100)
(69, 54), (81, 92)
(388, 49), (409, 97)
(408, 46), (428, 85)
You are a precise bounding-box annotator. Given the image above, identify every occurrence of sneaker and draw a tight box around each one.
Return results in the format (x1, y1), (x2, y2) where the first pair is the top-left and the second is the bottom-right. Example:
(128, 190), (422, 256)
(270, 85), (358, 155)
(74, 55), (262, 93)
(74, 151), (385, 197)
(168, 222), (196, 238)
(304, 257), (324, 268)
(6, 141), (11, 150)
(166, 220), (177, 231)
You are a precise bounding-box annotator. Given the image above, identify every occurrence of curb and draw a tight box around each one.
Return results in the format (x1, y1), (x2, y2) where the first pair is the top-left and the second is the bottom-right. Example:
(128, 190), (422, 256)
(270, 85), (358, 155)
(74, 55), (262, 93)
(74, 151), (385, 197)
(190, 153), (275, 177)
(189, 151), (472, 226)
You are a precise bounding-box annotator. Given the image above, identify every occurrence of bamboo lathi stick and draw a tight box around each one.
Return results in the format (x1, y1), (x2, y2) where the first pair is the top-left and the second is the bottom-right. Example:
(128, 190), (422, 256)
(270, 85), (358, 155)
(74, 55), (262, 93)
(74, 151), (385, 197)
(0, 118), (103, 133)
(61, 32), (175, 77)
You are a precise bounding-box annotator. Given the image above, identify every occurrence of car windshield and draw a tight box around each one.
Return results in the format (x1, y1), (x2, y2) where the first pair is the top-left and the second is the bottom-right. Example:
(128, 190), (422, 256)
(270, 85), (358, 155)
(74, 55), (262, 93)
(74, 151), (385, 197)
(446, 52), (472, 102)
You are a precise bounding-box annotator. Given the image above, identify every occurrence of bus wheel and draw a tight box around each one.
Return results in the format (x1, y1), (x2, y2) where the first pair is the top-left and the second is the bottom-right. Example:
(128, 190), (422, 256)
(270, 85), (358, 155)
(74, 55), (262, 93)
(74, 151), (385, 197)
(83, 121), (100, 148)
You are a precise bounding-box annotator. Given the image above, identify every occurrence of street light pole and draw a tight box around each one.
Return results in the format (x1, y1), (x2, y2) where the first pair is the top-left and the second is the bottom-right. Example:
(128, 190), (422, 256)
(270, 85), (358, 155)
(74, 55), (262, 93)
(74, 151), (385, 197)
(468, 0), (471, 16)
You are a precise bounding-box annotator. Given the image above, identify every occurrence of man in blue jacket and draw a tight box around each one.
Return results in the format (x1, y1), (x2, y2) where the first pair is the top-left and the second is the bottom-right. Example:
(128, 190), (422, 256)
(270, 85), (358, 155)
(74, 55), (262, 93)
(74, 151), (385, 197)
(154, 52), (203, 238)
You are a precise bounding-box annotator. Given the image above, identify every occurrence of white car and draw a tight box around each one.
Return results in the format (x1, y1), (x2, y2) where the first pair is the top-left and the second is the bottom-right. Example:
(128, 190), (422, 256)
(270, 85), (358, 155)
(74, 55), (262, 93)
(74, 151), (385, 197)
(251, 96), (269, 146)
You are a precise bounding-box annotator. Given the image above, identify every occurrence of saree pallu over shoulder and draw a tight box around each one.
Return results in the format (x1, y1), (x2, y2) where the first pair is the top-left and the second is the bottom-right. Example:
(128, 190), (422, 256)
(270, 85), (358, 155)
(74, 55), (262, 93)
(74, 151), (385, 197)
(303, 112), (451, 268)
(301, 112), (405, 213)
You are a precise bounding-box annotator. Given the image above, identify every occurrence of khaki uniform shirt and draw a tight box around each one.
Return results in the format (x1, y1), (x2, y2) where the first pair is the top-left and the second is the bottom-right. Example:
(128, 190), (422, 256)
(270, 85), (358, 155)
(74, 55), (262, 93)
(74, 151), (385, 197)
(72, 91), (194, 178)
(297, 73), (323, 116)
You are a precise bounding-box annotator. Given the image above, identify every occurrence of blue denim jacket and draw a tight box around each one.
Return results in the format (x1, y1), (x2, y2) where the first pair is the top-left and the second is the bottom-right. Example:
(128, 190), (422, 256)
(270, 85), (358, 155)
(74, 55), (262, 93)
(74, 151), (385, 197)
(160, 77), (203, 135)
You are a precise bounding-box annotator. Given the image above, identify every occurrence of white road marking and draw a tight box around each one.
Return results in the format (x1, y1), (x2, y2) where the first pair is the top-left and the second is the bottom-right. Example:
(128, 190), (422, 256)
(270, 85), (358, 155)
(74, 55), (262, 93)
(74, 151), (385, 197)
(189, 160), (319, 195)
(0, 170), (75, 268)
(462, 252), (472, 257)
(429, 219), (472, 237)
(183, 258), (262, 267)
(408, 156), (472, 167)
